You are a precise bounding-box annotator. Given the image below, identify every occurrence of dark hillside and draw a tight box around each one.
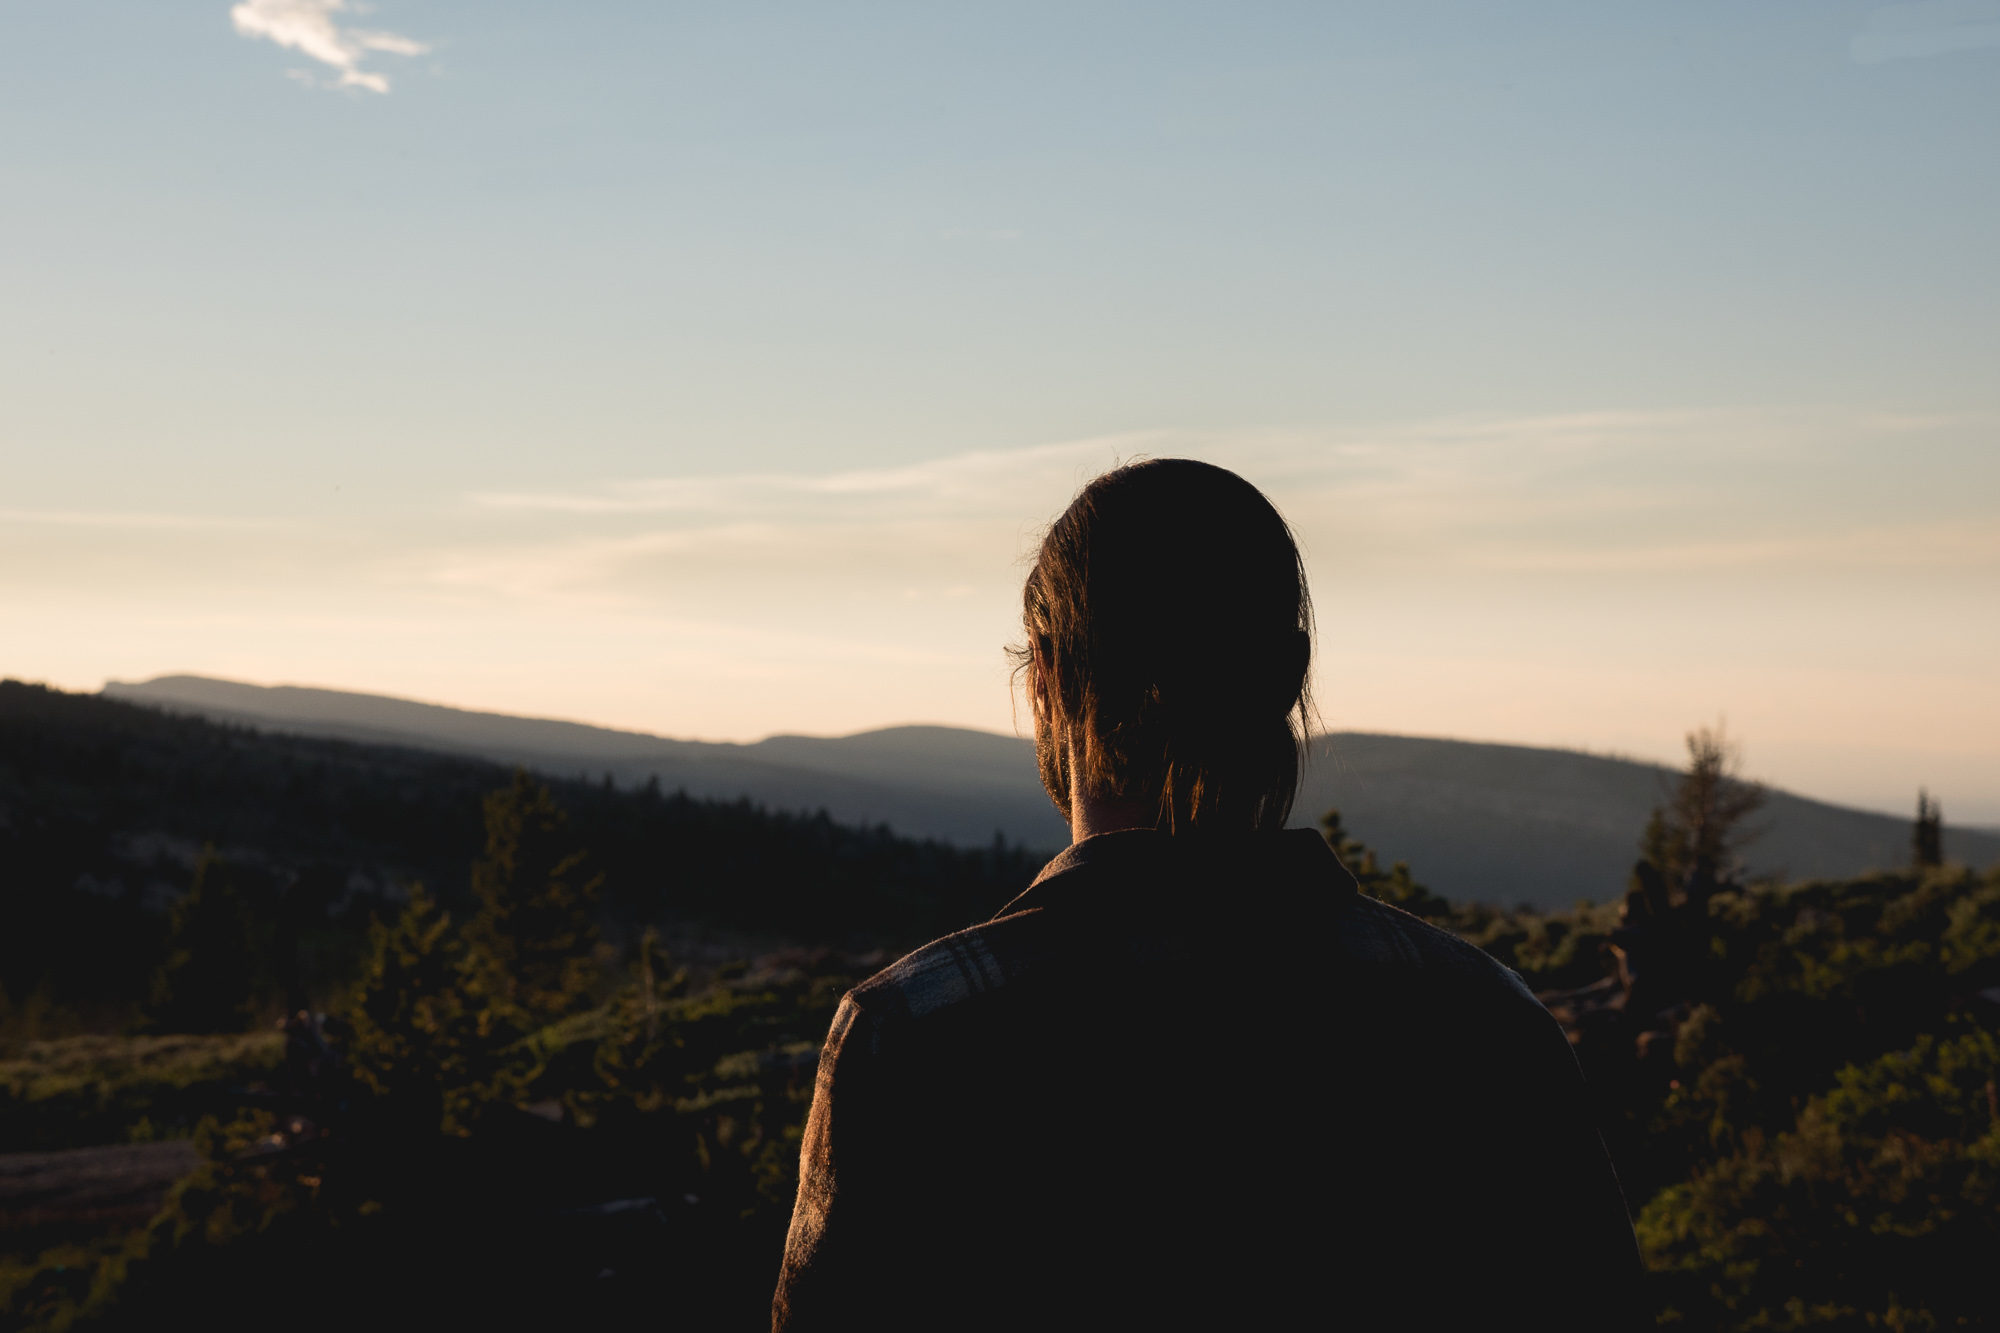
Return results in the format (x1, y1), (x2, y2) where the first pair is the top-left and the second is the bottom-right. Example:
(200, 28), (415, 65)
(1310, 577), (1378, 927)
(0, 682), (493, 1026)
(0, 681), (1037, 1032)
(104, 675), (1076, 855)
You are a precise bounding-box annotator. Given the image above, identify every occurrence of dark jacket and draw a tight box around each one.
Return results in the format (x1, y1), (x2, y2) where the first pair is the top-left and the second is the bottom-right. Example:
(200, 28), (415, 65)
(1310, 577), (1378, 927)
(772, 828), (1645, 1330)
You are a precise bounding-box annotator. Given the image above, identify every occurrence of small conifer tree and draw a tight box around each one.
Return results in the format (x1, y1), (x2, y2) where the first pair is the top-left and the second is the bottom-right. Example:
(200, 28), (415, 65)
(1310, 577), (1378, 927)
(1635, 724), (1767, 904)
(342, 776), (606, 1134)
(1913, 788), (1944, 868)
(460, 770), (603, 1036)
(593, 926), (690, 1110)
(145, 847), (264, 1033)
(344, 883), (469, 1133)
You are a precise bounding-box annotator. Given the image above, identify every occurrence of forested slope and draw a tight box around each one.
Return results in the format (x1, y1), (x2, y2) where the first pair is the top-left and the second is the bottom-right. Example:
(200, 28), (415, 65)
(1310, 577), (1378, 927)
(0, 680), (1037, 1032)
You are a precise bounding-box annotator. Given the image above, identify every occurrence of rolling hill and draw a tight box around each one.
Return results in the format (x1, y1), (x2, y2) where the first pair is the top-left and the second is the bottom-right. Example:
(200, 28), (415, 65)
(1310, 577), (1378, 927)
(105, 675), (2000, 910)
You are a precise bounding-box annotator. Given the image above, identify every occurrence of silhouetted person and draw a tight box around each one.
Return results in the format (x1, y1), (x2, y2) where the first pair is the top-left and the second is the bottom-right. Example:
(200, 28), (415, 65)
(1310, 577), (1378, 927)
(771, 460), (1644, 1330)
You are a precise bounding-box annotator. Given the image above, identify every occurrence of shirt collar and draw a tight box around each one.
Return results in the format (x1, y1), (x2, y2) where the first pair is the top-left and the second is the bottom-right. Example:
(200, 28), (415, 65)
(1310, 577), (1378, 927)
(992, 826), (1354, 921)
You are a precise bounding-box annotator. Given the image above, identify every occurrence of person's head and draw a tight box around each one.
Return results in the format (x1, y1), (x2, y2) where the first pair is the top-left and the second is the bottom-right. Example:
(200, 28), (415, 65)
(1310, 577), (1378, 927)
(1011, 459), (1315, 833)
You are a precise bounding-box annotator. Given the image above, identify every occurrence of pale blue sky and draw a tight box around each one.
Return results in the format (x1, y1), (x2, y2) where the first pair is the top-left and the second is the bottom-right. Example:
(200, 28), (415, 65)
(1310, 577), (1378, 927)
(4, 2), (1997, 819)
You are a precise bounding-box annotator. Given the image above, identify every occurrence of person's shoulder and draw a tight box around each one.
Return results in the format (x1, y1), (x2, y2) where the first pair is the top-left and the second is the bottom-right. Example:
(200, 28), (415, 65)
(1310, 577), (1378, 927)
(829, 909), (1056, 1056)
(1334, 893), (1540, 1007)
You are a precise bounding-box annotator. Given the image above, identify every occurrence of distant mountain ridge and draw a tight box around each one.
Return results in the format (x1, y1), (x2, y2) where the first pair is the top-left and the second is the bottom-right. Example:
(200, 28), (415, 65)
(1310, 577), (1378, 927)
(104, 675), (2000, 910)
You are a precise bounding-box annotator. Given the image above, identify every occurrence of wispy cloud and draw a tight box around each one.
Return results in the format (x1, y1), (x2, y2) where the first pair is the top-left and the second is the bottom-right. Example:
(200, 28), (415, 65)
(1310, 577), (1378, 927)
(1851, 1), (2000, 64)
(467, 409), (1955, 532)
(230, 0), (429, 94)
(470, 435), (1161, 518)
(449, 409), (1999, 607)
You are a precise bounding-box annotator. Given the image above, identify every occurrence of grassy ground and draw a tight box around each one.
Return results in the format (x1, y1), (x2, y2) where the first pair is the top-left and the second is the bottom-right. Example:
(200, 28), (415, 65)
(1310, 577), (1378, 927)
(1, 1034), (285, 1331)
(0, 1033), (284, 1155)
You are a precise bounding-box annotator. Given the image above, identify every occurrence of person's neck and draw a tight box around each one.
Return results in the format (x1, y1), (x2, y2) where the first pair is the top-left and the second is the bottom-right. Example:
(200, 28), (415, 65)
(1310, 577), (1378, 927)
(1067, 742), (1155, 843)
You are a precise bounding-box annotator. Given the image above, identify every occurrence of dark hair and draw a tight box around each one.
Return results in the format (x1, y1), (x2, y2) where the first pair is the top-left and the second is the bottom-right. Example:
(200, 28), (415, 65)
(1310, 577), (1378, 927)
(1010, 458), (1315, 832)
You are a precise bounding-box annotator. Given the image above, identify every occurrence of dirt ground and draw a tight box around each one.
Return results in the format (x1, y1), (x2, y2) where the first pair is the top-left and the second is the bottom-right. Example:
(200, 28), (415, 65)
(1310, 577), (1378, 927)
(0, 1140), (200, 1243)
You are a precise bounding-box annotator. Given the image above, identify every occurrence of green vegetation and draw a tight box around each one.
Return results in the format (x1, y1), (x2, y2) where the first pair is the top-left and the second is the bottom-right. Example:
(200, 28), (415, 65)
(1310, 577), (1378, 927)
(1641, 1024), (2000, 1328)
(1325, 727), (2000, 1329)
(2, 688), (1997, 1329)
(0, 682), (1008, 1329)
(1621, 864), (2000, 1328)
(1, 945), (850, 1332)
(0, 1033), (282, 1153)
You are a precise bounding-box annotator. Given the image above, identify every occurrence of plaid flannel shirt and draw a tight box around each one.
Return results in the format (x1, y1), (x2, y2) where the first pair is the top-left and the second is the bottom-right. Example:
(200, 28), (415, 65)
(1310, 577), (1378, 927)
(772, 828), (1643, 1331)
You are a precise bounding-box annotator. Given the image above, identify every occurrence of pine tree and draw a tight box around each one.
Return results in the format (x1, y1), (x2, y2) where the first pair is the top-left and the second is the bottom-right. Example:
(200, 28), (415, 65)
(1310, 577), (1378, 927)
(144, 847), (264, 1033)
(344, 883), (469, 1133)
(341, 776), (606, 1134)
(459, 771), (603, 1036)
(1636, 724), (1767, 905)
(1913, 788), (1944, 868)
(593, 926), (690, 1111)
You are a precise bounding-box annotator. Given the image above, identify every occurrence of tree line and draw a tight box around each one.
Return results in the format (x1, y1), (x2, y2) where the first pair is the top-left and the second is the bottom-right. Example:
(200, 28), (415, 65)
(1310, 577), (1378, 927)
(0, 680), (1039, 1038)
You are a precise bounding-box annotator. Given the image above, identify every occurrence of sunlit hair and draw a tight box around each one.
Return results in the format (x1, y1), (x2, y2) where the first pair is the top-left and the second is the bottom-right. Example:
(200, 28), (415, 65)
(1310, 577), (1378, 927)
(1008, 458), (1316, 832)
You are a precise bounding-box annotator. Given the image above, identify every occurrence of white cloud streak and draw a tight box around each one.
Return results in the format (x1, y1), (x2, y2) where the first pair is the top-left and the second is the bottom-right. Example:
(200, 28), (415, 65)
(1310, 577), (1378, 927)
(230, 0), (429, 94)
(472, 435), (1150, 518)
(467, 408), (1986, 534)
(440, 410), (2000, 614)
